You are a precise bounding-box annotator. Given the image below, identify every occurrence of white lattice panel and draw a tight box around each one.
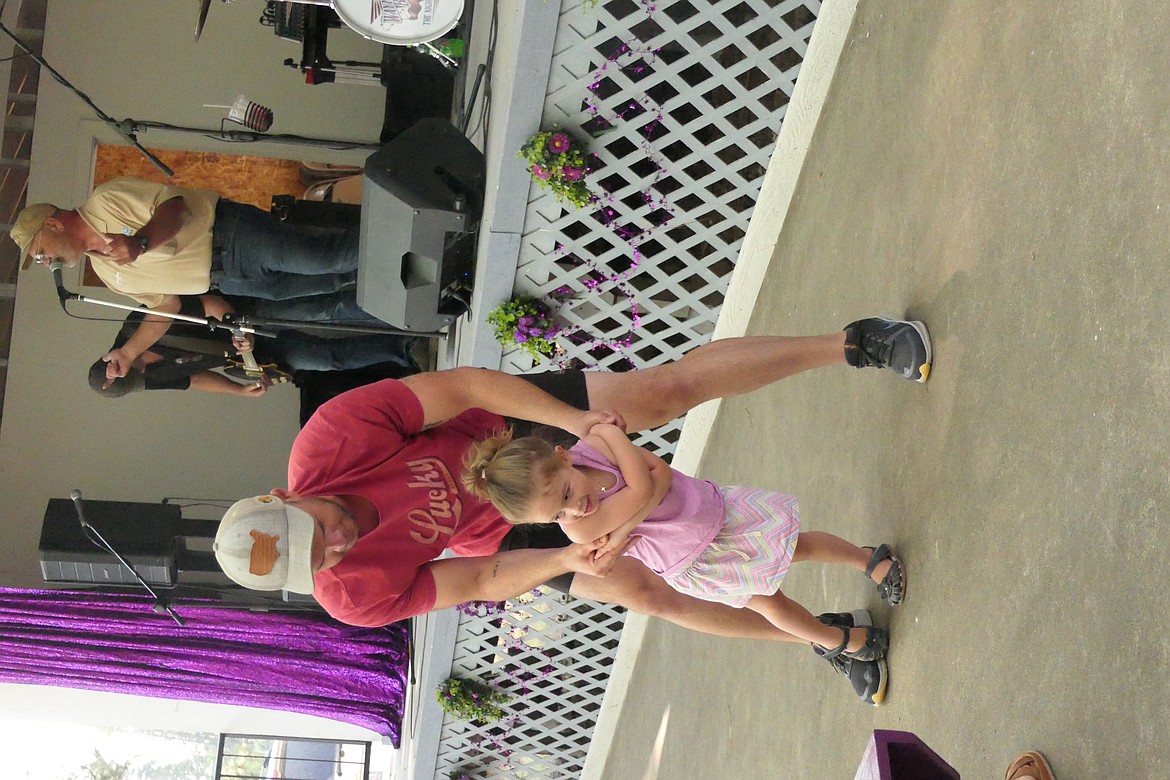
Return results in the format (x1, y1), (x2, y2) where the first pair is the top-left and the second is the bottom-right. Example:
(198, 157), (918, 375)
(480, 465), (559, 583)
(430, 2), (821, 777)
(435, 589), (627, 779)
(504, 0), (820, 458)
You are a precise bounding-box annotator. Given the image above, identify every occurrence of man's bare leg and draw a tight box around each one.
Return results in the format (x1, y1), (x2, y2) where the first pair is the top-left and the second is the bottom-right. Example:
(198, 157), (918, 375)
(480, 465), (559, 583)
(569, 555), (805, 642)
(585, 333), (846, 431)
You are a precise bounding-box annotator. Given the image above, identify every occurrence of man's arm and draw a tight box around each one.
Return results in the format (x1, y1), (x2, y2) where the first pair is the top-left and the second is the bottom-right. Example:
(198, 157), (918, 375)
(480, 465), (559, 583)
(400, 367), (623, 438)
(102, 295), (182, 386)
(426, 537), (636, 610)
(95, 196), (192, 266)
(189, 371), (266, 397)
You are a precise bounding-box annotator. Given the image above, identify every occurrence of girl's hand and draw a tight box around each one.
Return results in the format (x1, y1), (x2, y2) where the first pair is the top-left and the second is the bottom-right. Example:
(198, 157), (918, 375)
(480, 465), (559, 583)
(564, 535), (637, 577)
(593, 529), (634, 560)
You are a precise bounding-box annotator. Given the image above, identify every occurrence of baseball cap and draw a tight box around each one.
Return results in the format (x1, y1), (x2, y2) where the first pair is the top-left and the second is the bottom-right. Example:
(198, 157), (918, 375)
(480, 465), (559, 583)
(214, 495), (317, 594)
(11, 203), (57, 270)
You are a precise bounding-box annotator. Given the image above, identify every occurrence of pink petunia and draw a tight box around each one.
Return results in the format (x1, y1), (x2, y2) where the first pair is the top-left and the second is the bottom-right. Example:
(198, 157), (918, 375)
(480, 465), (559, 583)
(547, 133), (571, 153)
(561, 166), (584, 181)
(532, 164), (551, 180)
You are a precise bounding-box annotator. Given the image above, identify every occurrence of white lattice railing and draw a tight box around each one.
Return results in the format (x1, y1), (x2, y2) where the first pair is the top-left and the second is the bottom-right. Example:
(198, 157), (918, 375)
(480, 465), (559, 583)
(422, 2), (822, 778)
(507, 0), (820, 457)
(435, 590), (627, 780)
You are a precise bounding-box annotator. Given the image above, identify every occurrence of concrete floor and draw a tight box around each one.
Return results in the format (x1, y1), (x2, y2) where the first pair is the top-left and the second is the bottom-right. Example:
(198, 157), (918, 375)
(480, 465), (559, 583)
(594, 1), (1170, 778)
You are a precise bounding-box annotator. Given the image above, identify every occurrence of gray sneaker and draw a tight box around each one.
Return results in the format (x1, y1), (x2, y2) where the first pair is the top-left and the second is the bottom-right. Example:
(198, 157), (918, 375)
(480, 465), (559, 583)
(843, 316), (932, 383)
(814, 609), (889, 706)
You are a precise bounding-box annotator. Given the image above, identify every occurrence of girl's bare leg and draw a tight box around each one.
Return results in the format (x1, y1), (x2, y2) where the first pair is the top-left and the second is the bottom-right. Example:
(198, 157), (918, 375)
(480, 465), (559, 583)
(570, 556), (807, 642)
(791, 530), (894, 584)
(746, 591), (871, 652)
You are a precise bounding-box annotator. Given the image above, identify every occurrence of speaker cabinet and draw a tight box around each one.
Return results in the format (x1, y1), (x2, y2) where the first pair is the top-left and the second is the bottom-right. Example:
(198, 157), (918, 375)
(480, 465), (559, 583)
(357, 118), (485, 332)
(38, 499), (180, 586)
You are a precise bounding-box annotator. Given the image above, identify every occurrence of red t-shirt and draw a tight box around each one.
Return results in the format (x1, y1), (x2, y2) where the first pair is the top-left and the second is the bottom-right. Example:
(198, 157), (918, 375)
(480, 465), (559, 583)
(289, 379), (511, 626)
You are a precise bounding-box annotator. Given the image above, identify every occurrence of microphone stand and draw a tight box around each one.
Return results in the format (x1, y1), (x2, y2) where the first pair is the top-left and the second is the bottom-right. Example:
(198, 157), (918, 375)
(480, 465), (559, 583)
(70, 490), (185, 627)
(0, 19), (378, 179)
(52, 267), (447, 339)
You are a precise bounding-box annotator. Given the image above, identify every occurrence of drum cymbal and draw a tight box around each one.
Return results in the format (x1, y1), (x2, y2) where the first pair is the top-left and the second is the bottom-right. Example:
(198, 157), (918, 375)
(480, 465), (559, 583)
(195, 0), (213, 41)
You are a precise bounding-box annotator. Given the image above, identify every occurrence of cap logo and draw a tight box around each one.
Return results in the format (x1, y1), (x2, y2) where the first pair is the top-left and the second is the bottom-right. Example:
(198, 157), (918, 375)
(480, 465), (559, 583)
(248, 529), (281, 576)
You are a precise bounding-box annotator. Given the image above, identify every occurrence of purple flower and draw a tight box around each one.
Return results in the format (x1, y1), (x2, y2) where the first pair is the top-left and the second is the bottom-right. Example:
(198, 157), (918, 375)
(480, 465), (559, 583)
(518, 315), (534, 327)
(532, 164), (551, 180)
(547, 133), (571, 153)
(514, 331), (529, 344)
(561, 166), (584, 181)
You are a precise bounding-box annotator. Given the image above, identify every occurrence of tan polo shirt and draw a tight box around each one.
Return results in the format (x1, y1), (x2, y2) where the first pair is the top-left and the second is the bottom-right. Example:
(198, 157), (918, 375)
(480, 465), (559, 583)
(79, 177), (220, 308)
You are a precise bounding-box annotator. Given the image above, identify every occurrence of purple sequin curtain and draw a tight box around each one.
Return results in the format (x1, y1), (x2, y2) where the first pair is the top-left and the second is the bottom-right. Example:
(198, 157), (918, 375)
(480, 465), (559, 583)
(0, 588), (408, 744)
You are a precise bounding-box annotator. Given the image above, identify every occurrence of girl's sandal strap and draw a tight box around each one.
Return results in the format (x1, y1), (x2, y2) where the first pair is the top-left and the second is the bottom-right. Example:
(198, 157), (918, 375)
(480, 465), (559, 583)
(815, 626), (851, 661)
(842, 625), (888, 662)
(864, 544), (906, 606)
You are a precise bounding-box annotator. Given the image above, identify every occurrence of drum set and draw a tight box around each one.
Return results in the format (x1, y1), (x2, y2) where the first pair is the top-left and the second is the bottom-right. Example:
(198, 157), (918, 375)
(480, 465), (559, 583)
(196, 0), (466, 45)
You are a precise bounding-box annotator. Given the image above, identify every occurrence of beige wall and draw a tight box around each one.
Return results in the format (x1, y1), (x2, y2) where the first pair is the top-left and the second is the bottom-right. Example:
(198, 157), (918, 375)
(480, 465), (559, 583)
(0, 0), (392, 740)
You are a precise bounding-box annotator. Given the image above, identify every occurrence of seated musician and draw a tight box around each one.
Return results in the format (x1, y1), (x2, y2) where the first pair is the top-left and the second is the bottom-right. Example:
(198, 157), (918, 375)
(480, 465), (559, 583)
(89, 294), (424, 398)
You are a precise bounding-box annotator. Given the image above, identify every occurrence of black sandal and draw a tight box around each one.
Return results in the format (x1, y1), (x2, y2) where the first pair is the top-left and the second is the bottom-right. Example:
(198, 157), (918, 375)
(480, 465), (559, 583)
(864, 544), (906, 606)
(816, 624), (889, 662)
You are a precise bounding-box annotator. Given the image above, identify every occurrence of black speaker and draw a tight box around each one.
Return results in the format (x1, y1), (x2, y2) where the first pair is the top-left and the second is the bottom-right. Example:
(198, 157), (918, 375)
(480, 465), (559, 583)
(38, 499), (180, 586)
(357, 118), (484, 332)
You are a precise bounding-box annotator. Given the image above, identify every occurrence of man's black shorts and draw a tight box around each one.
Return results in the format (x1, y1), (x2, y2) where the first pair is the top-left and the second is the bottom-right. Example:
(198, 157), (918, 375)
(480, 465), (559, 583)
(495, 370), (590, 593)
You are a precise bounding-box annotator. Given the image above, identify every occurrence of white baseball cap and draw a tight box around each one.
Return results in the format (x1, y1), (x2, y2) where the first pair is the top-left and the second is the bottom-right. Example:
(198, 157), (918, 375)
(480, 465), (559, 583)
(214, 495), (316, 594)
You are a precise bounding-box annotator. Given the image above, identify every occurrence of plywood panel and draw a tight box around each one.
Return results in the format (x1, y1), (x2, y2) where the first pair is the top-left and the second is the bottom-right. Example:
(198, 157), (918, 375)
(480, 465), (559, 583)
(85, 146), (306, 287)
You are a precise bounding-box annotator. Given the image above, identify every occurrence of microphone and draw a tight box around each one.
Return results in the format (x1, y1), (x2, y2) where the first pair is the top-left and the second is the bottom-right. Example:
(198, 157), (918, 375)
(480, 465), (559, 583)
(68, 488), (185, 626)
(49, 259), (69, 309)
(70, 488), (89, 528)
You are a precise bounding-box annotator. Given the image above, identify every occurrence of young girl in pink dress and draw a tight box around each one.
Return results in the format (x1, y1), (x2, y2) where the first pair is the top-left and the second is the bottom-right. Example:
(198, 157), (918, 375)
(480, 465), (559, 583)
(462, 423), (906, 703)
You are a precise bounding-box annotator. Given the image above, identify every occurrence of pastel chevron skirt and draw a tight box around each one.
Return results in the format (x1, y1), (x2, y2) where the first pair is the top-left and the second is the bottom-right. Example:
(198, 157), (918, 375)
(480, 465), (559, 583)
(664, 486), (800, 607)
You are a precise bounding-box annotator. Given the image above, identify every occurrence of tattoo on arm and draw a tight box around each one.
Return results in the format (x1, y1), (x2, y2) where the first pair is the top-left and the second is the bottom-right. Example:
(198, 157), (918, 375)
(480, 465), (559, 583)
(491, 559), (501, 578)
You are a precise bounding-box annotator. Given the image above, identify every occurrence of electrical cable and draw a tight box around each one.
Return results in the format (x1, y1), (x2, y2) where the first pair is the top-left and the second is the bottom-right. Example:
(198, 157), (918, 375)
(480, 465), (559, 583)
(465, 0), (499, 141)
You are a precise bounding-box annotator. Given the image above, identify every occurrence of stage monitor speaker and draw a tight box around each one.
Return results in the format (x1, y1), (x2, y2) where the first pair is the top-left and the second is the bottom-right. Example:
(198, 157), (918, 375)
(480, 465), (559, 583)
(357, 118), (485, 332)
(38, 498), (180, 586)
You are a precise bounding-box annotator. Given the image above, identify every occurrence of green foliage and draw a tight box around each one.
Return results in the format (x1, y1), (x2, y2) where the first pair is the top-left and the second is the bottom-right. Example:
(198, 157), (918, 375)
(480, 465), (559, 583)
(517, 128), (595, 208)
(71, 750), (130, 780)
(486, 295), (563, 362)
(436, 676), (512, 723)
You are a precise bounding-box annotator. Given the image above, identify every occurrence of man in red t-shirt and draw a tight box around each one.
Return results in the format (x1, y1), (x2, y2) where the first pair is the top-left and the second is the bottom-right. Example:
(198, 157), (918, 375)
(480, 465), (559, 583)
(215, 315), (930, 634)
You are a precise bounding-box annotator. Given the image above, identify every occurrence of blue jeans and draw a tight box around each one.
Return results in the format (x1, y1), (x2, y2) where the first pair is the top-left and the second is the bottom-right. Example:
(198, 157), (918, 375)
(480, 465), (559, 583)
(212, 200), (359, 300)
(258, 331), (419, 372)
(250, 291), (376, 323)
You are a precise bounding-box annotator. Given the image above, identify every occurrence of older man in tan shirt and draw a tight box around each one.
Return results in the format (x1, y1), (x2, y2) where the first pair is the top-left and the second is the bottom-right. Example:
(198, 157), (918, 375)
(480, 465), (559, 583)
(12, 176), (365, 385)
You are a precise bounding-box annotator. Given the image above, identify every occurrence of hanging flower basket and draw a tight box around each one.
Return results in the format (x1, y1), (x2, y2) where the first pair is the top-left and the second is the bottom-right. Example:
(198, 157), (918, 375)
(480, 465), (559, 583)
(436, 676), (512, 724)
(486, 294), (564, 362)
(518, 127), (595, 208)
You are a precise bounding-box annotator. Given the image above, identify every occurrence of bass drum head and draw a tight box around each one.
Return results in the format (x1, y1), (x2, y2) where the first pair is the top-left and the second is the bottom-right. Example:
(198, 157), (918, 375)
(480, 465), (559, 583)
(331, 0), (465, 45)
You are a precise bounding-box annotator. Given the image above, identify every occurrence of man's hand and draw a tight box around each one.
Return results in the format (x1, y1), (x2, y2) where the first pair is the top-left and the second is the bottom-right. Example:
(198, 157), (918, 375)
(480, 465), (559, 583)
(95, 234), (143, 266)
(231, 333), (255, 355)
(566, 409), (628, 440)
(235, 381), (267, 398)
(562, 535), (637, 578)
(101, 348), (135, 386)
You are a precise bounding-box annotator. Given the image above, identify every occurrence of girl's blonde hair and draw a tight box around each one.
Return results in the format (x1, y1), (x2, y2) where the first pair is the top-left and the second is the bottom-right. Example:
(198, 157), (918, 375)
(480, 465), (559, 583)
(461, 428), (563, 524)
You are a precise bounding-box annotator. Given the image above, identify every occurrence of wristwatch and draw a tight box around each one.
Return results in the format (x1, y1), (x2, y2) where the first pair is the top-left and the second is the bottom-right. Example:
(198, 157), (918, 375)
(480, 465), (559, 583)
(135, 233), (149, 253)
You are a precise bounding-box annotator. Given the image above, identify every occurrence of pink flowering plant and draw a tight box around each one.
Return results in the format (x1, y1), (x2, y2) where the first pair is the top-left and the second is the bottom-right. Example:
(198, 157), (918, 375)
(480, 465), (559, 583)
(518, 127), (594, 208)
(486, 294), (564, 362)
(437, 676), (512, 724)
